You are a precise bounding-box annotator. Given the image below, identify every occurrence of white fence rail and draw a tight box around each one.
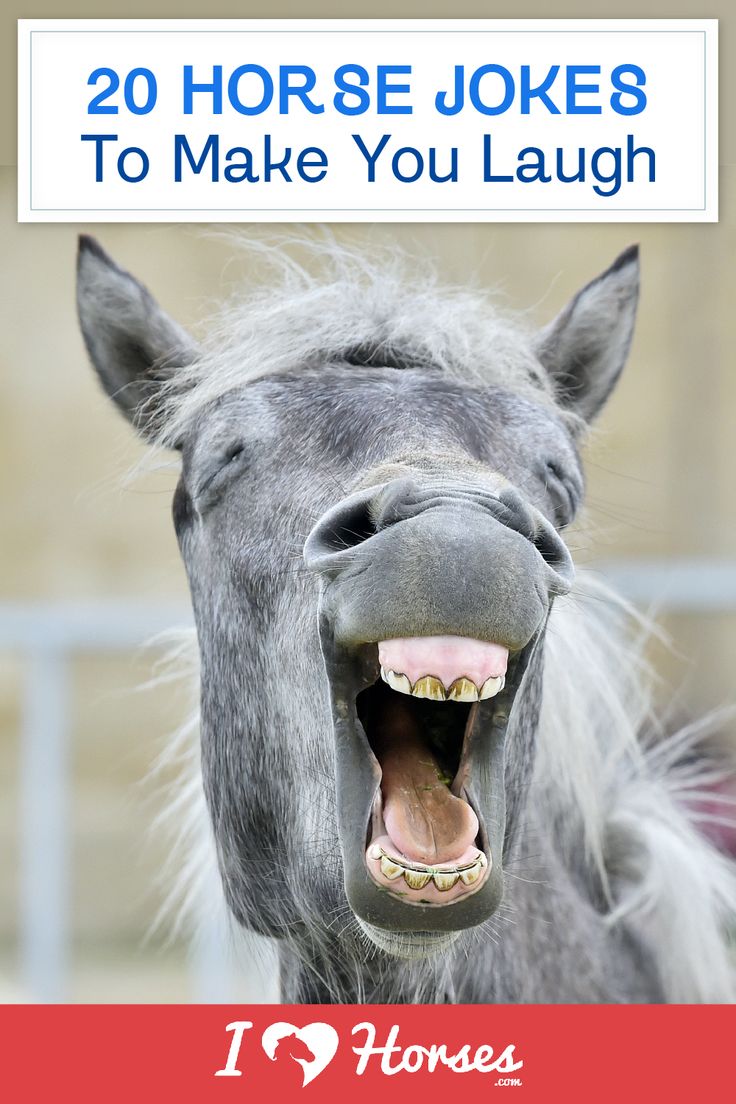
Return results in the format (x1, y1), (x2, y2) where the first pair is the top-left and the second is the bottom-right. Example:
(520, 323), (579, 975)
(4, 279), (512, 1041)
(3, 558), (736, 1001)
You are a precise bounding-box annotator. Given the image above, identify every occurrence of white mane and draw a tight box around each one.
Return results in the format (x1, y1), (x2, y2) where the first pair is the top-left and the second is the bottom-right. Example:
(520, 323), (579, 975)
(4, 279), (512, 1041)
(540, 575), (736, 1002)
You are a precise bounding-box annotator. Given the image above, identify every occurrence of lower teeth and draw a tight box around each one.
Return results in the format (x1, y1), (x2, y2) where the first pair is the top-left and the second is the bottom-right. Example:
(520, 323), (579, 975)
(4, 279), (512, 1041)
(404, 870), (432, 890)
(374, 848), (487, 891)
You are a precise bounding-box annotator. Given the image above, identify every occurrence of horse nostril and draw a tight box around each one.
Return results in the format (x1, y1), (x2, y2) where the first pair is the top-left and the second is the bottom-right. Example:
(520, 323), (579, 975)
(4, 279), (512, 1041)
(303, 485), (382, 573)
(533, 521), (575, 596)
(497, 487), (573, 591)
(496, 488), (538, 542)
(534, 523), (572, 574)
(321, 498), (376, 552)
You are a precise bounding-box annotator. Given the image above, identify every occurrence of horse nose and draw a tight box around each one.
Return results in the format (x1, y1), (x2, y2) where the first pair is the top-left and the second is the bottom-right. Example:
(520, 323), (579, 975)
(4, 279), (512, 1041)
(303, 476), (574, 597)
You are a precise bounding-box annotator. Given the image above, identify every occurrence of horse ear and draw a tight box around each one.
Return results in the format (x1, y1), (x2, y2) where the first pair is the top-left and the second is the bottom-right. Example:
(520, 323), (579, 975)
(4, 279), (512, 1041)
(76, 235), (198, 441)
(534, 245), (639, 424)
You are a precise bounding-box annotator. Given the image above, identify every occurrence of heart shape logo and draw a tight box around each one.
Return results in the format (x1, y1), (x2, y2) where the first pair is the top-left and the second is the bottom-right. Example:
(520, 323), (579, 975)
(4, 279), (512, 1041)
(261, 1021), (339, 1087)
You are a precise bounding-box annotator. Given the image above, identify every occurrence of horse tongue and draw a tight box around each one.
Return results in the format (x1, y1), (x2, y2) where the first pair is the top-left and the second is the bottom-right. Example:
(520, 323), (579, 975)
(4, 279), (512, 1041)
(371, 693), (479, 865)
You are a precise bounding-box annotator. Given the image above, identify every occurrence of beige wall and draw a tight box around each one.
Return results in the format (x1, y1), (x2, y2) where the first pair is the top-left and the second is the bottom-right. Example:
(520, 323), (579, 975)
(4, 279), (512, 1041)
(1, 1), (734, 1000)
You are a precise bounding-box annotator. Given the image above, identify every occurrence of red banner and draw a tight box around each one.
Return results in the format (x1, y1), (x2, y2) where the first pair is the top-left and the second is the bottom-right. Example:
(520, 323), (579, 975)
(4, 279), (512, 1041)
(0, 1004), (730, 1102)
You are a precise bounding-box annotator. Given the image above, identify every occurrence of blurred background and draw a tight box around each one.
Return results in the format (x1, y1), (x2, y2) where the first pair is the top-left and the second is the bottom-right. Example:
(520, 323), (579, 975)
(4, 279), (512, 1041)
(1, 0), (735, 1001)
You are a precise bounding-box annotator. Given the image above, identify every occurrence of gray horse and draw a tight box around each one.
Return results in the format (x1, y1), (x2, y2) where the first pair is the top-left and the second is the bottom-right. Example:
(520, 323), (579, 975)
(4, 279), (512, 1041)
(77, 236), (736, 1003)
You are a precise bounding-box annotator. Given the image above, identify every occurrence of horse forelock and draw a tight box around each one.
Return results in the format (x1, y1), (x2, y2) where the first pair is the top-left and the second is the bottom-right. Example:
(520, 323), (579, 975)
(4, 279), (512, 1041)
(154, 234), (566, 450)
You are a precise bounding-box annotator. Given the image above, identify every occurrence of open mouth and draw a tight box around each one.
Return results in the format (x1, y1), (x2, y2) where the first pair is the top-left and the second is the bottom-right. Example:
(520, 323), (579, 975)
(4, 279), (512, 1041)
(318, 615), (536, 938)
(305, 478), (569, 939)
(356, 635), (509, 907)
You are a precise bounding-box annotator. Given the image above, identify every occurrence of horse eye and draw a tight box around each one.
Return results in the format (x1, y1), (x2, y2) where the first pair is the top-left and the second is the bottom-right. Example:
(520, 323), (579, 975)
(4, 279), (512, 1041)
(196, 443), (248, 504)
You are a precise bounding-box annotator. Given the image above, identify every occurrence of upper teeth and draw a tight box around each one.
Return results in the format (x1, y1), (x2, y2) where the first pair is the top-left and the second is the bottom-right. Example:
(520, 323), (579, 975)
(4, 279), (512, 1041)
(380, 669), (505, 701)
(368, 845), (488, 891)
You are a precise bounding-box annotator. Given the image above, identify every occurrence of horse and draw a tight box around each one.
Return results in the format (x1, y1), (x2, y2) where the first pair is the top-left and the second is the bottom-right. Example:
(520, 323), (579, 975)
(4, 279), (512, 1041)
(76, 234), (736, 1003)
(269, 1032), (315, 1088)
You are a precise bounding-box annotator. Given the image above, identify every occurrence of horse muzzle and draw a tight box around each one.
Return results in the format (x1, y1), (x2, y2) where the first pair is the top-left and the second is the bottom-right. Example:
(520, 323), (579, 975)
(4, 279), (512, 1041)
(303, 474), (573, 949)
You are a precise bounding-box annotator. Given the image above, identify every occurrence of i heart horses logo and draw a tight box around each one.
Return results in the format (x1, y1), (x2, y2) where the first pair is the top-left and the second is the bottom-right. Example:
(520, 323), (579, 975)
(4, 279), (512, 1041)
(261, 1022), (339, 1087)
